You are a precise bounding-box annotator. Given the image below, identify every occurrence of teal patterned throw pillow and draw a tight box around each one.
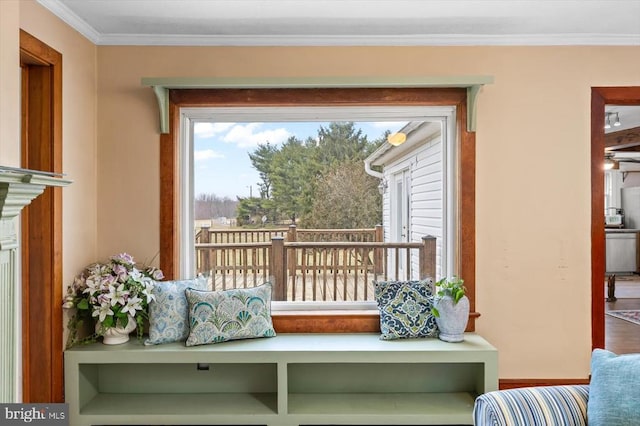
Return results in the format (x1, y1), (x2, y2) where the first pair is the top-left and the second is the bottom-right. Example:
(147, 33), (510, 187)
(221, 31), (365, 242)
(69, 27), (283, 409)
(145, 276), (208, 345)
(185, 283), (276, 347)
(374, 280), (438, 340)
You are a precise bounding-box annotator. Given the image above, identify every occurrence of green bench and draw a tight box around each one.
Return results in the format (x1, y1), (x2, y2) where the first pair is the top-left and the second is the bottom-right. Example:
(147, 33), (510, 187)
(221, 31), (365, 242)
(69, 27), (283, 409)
(65, 333), (498, 426)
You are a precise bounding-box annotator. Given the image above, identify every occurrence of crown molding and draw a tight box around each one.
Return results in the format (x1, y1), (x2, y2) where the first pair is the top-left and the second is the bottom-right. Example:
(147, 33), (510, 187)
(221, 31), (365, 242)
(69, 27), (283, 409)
(37, 0), (101, 44)
(98, 33), (640, 47)
(36, 0), (640, 47)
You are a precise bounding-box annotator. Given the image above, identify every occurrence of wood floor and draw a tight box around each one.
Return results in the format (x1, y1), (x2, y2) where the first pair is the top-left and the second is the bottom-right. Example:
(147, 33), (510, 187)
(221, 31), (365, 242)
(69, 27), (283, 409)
(605, 277), (640, 354)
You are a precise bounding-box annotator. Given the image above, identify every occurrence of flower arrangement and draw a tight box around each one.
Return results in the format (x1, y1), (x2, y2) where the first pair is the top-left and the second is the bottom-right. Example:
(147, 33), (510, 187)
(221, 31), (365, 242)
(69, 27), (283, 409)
(63, 253), (164, 347)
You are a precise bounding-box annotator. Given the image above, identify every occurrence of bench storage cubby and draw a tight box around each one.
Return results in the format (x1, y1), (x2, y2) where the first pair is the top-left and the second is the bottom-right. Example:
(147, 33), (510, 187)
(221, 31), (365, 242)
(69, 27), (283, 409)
(65, 333), (498, 426)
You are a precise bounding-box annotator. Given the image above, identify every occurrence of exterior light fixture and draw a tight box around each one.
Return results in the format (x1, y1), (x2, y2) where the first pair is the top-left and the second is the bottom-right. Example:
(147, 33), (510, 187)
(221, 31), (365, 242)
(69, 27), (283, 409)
(604, 159), (614, 170)
(387, 132), (406, 146)
(605, 113), (612, 129)
(378, 179), (388, 194)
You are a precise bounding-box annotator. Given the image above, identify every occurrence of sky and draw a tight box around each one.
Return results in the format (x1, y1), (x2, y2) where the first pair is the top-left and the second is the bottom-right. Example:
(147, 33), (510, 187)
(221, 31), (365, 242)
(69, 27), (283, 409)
(193, 121), (406, 199)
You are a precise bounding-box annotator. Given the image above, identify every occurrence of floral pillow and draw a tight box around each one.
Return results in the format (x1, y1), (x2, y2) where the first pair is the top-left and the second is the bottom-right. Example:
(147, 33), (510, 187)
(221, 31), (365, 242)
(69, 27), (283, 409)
(144, 276), (208, 345)
(185, 283), (276, 347)
(374, 279), (438, 340)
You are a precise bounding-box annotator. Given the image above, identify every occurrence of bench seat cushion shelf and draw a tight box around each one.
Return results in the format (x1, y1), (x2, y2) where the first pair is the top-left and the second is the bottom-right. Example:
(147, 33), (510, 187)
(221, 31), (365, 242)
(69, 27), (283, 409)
(64, 333), (498, 426)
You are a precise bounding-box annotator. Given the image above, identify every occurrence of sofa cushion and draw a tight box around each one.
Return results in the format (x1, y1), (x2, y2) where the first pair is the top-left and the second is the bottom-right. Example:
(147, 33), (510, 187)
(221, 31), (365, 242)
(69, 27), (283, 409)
(587, 349), (640, 426)
(374, 279), (438, 340)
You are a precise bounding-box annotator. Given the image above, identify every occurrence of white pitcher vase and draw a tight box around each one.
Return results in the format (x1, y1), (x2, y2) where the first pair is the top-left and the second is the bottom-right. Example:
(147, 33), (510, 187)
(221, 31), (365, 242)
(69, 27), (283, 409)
(96, 315), (137, 345)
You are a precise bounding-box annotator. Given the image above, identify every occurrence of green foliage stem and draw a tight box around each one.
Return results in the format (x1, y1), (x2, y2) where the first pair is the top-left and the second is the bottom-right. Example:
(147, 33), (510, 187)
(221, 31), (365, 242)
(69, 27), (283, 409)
(431, 276), (466, 318)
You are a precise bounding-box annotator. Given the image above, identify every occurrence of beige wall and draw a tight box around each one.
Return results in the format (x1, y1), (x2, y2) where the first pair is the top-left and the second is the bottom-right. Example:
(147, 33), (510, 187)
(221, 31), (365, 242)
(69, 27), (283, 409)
(5, 0), (640, 381)
(17, 1), (99, 299)
(98, 45), (640, 379)
(0, 1), (20, 167)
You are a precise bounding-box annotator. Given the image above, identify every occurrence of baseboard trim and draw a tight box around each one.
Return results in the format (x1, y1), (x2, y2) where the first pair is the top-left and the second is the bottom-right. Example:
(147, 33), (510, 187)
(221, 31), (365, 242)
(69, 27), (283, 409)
(499, 378), (590, 390)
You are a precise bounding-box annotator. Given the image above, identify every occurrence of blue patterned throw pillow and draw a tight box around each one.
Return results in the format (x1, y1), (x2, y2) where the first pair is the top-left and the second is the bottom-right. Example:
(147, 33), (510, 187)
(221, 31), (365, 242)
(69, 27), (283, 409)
(374, 280), (438, 340)
(587, 349), (640, 426)
(144, 276), (208, 345)
(185, 283), (276, 347)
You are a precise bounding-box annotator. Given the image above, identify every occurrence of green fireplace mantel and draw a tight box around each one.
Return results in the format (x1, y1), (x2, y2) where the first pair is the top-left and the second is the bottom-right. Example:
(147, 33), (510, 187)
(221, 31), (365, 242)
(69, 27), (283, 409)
(0, 165), (73, 253)
(141, 76), (494, 134)
(0, 166), (71, 403)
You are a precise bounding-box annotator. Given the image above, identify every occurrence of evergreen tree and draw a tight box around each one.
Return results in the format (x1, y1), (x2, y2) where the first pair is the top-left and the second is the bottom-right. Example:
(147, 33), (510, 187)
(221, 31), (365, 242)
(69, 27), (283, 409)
(242, 122), (387, 227)
(248, 143), (277, 198)
(270, 136), (317, 223)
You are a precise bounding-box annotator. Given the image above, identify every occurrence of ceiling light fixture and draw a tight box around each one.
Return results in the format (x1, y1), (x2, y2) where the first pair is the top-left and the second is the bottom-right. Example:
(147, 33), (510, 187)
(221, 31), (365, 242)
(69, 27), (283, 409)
(605, 112), (622, 130)
(387, 132), (407, 146)
(614, 112), (621, 127)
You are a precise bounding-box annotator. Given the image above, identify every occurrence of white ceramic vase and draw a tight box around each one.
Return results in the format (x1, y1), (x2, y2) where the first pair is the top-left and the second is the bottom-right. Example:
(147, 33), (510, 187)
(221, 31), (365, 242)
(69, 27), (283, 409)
(434, 295), (470, 343)
(96, 315), (137, 345)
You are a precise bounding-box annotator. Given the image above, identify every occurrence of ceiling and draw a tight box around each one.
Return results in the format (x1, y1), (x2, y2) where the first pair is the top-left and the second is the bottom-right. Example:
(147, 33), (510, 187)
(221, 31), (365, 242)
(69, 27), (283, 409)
(38, 0), (640, 46)
(606, 106), (640, 134)
(605, 106), (640, 169)
(34, 0), (640, 155)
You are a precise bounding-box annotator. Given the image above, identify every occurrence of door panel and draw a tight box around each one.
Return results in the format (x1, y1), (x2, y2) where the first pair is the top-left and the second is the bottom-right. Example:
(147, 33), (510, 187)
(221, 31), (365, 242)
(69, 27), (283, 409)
(391, 169), (411, 280)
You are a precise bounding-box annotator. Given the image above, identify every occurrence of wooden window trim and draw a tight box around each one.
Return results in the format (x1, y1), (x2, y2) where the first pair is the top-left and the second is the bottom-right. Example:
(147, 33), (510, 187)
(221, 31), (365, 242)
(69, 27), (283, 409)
(159, 87), (476, 333)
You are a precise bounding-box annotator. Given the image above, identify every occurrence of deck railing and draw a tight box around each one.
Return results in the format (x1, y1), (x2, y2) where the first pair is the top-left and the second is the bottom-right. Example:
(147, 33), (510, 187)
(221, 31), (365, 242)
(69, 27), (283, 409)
(195, 231), (436, 302)
(196, 224), (380, 244)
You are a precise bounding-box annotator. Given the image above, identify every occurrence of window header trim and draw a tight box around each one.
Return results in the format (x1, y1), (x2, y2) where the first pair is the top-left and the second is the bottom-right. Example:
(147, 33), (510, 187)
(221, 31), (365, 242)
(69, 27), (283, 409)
(142, 76), (493, 134)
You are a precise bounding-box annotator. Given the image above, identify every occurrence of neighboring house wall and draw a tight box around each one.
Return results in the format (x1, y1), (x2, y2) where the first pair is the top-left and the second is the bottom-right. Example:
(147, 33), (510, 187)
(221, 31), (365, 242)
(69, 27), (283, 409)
(381, 124), (443, 280)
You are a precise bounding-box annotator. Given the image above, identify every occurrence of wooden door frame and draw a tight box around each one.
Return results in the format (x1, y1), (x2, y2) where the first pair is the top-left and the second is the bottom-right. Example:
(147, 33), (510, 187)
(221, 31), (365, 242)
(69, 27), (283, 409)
(591, 87), (640, 350)
(19, 29), (64, 403)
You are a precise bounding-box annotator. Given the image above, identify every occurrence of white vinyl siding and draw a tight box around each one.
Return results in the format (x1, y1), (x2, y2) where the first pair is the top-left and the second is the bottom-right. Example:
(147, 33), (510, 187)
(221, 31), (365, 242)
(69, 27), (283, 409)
(410, 132), (443, 279)
(381, 123), (444, 280)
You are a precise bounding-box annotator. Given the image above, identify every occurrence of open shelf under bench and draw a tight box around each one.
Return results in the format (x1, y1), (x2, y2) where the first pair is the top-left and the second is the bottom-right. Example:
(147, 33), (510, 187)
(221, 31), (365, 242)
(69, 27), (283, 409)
(65, 333), (498, 426)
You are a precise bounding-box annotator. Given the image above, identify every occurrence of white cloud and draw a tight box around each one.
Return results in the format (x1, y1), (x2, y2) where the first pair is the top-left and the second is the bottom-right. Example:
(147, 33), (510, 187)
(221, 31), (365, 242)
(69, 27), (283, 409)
(194, 122), (235, 138)
(222, 123), (291, 148)
(194, 149), (224, 161)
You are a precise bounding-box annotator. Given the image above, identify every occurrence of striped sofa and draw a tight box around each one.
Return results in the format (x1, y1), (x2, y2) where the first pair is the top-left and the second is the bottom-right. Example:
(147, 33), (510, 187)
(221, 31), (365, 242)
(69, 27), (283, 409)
(473, 385), (590, 426)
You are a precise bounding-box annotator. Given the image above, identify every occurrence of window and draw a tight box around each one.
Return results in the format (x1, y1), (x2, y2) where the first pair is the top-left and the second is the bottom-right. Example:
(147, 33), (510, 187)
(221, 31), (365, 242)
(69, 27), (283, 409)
(604, 170), (622, 211)
(159, 87), (477, 332)
(180, 107), (456, 313)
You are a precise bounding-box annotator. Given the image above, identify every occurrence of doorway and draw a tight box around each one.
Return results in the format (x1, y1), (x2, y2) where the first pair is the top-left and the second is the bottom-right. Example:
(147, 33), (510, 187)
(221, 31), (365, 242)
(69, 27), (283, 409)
(591, 87), (640, 352)
(601, 104), (640, 353)
(19, 30), (64, 403)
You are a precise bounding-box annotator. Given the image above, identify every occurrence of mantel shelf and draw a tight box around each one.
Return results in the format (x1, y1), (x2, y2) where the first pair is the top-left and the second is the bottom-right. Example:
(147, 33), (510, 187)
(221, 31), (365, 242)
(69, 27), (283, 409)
(0, 167), (71, 249)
